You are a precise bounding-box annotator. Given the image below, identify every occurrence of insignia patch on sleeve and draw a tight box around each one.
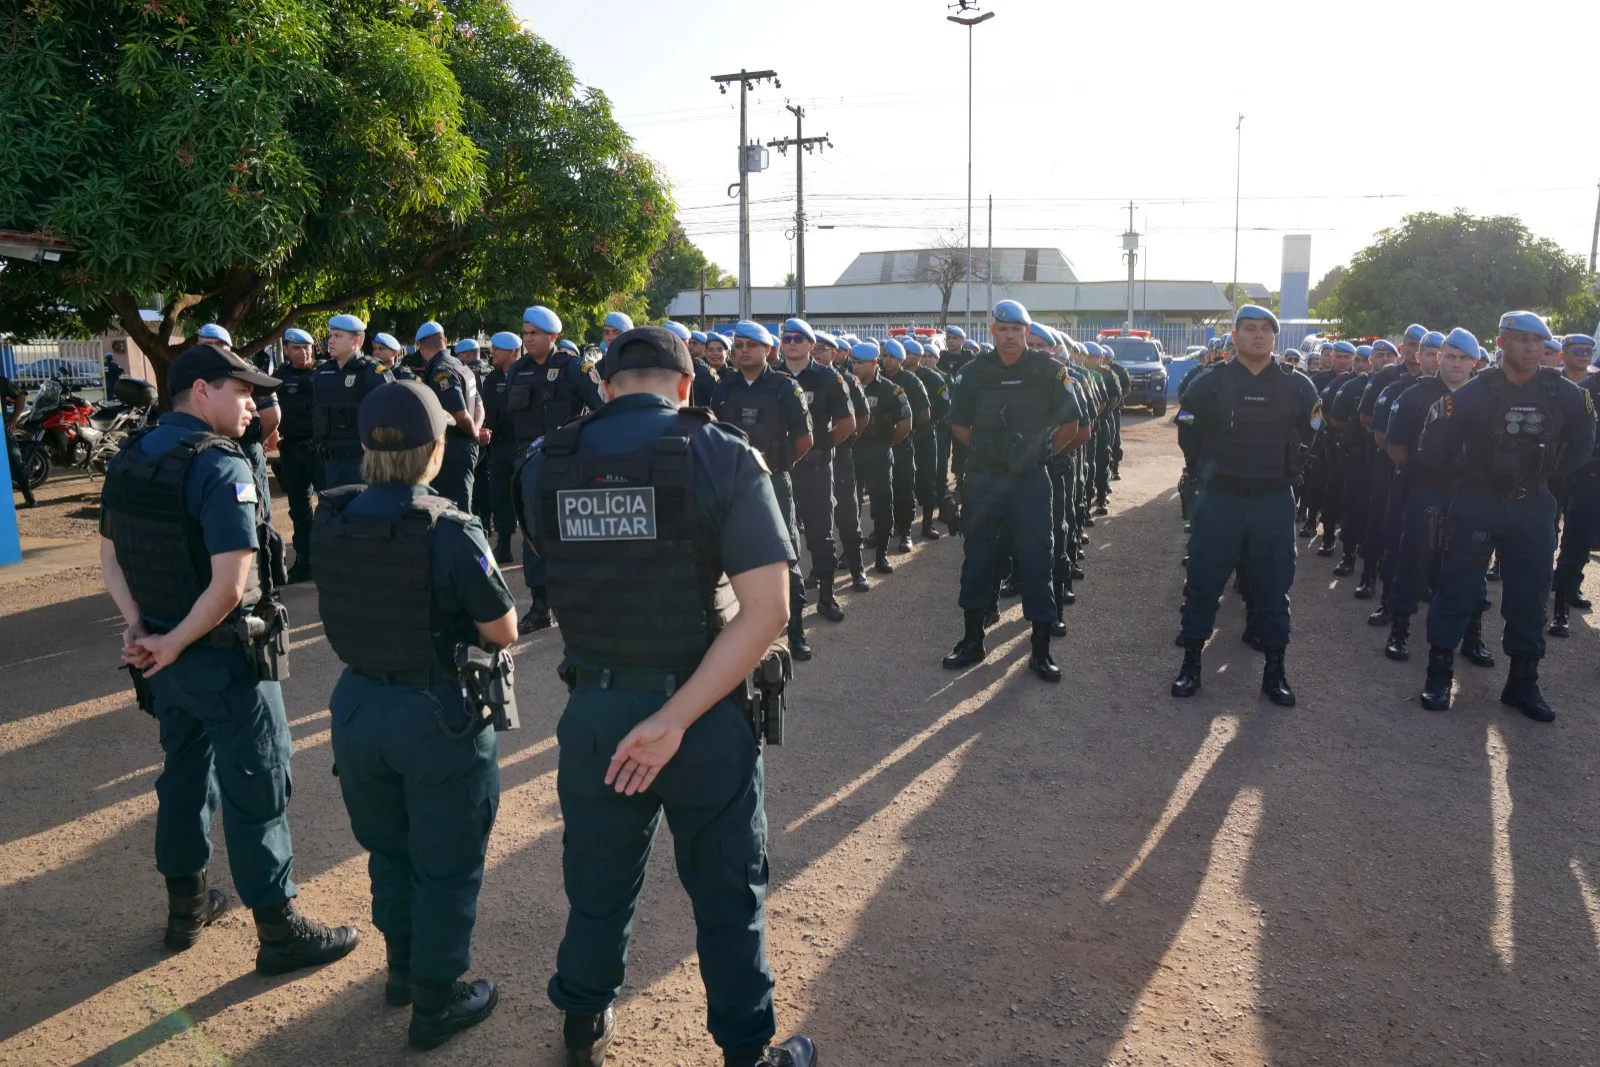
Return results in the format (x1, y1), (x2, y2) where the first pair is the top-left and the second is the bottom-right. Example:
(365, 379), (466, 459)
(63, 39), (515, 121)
(588, 368), (602, 385)
(1175, 409), (1195, 424)
(477, 553), (493, 575)
(1585, 391), (1595, 415)
(234, 482), (258, 503)
(434, 371), (454, 388)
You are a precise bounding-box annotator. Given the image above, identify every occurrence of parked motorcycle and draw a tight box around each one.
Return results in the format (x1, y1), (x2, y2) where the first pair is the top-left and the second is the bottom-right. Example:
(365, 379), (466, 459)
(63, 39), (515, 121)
(14, 376), (156, 478)
(83, 378), (157, 475)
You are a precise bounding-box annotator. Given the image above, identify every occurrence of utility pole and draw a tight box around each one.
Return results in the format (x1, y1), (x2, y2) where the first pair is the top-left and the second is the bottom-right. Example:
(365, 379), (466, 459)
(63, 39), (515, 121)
(1231, 113), (1244, 311)
(1122, 200), (1140, 332)
(948, 7), (995, 337)
(711, 69), (779, 320)
(1590, 179), (1599, 274)
(767, 105), (831, 320)
(698, 267), (707, 331)
(986, 193), (994, 324)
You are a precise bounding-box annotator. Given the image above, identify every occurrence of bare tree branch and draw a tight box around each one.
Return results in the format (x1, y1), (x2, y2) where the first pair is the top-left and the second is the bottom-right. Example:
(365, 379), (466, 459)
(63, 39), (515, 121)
(911, 230), (988, 328)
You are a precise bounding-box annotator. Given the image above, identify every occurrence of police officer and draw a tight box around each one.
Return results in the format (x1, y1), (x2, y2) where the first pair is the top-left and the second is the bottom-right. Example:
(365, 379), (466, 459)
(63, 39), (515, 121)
(943, 300), (1083, 682)
(456, 337), (494, 528)
(482, 331), (522, 562)
(778, 318), (855, 621)
(905, 339), (952, 538)
(1171, 305), (1318, 706)
(98, 345), (358, 972)
(314, 314), (393, 488)
(710, 321), (815, 660)
(1327, 343), (1384, 576)
(848, 340), (912, 576)
(313, 381), (517, 1050)
(1550, 333), (1599, 636)
(1102, 341), (1131, 480)
(600, 311), (633, 352)
(414, 321), (482, 511)
(878, 338), (929, 553)
(515, 325), (816, 1067)
(813, 334), (873, 590)
(704, 331), (730, 376)
(1380, 328), (1479, 661)
(196, 324), (278, 513)
(1412, 311), (1597, 719)
(1366, 332), (1438, 622)
(373, 332), (413, 380)
(917, 343), (959, 532)
(1308, 340), (1358, 552)
(1351, 337), (1409, 599)
(509, 305), (605, 633)
(3, 373), (36, 508)
(270, 328), (321, 582)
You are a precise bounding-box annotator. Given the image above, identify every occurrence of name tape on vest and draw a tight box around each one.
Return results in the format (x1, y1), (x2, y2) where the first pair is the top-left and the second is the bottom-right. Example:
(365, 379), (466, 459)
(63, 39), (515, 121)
(557, 486), (658, 540)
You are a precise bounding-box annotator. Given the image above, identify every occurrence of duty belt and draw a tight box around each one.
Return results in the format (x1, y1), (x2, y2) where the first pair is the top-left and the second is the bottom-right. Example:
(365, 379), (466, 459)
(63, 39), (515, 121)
(353, 666), (457, 687)
(568, 665), (688, 696)
(147, 612), (253, 647)
(1207, 476), (1289, 497)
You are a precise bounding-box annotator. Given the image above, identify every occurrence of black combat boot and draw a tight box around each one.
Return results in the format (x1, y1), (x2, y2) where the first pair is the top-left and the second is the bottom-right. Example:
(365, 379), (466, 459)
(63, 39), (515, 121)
(874, 544), (894, 574)
(1093, 501), (1109, 517)
(385, 937), (412, 1006)
(163, 870), (230, 951)
(1049, 580), (1068, 635)
(1500, 656), (1555, 722)
(493, 533), (514, 565)
(1298, 517), (1317, 538)
(1548, 592), (1571, 638)
(1317, 531), (1335, 557)
(1333, 552), (1356, 577)
(1260, 647), (1295, 707)
(725, 1034), (817, 1067)
(1460, 609), (1495, 667)
(942, 610), (987, 669)
(920, 508), (943, 540)
(563, 1006), (616, 1067)
(1571, 592), (1593, 610)
(1171, 639), (1204, 698)
(1384, 613), (1411, 662)
(1420, 646), (1454, 711)
(1240, 607), (1262, 651)
(895, 530), (913, 553)
(816, 578), (844, 623)
(1029, 621), (1062, 682)
(408, 977), (498, 1051)
(519, 589), (552, 634)
(1354, 561), (1376, 599)
(803, 570), (819, 590)
(1367, 585), (1391, 626)
(1060, 573), (1076, 606)
(788, 620), (813, 663)
(943, 496), (961, 535)
(253, 901), (360, 976)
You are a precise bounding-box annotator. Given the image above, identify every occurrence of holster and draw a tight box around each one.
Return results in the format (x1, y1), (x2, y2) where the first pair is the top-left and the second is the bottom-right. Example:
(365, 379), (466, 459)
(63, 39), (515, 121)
(743, 648), (793, 748)
(125, 663), (155, 717)
(456, 644), (519, 733)
(234, 599), (290, 682)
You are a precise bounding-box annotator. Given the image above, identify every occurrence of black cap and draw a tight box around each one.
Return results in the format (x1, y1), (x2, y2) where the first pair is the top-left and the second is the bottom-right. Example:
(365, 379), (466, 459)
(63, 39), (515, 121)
(358, 381), (450, 451)
(167, 344), (280, 395)
(598, 326), (693, 382)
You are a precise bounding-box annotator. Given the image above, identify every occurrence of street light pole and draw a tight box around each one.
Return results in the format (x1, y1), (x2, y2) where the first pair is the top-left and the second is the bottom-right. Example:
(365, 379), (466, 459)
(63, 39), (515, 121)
(712, 69), (779, 320)
(948, 9), (995, 334)
(1231, 112), (1244, 312)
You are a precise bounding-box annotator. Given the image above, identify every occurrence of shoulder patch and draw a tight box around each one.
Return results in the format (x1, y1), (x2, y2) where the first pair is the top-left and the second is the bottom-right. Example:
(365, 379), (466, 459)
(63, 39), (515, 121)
(234, 481), (258, 503)
(433, 370), (454, 388)
(1175, 409), (1195, 424)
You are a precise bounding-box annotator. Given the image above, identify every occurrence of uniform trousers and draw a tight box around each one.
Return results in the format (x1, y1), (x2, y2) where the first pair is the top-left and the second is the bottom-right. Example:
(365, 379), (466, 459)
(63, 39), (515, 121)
(269, 438), (321, 563)
(791, 452), (838, 577)
(432, 436), (479, 513)
(958, 466), (1056, 623)
(854, 443), (894, 546)
(1426, 486), (1558, 658)
(889, 439), (917, 535)
(1181, 485), (1297, 648)
(1553, 465), (1600, 598)
(832, 445), (863, 567)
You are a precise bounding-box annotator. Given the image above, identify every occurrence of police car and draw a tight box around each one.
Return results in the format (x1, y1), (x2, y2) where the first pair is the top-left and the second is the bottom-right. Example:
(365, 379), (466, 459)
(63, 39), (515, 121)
(1096, 329), (1170, 417)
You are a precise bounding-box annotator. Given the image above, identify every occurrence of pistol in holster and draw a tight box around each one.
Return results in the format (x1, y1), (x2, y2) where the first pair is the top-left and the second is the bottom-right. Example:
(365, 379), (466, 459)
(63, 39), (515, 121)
(125, 663), (156, 717)
(457, 643), (520, 732)
(742, 648), (793, 748)
(234, 599), (290, 682)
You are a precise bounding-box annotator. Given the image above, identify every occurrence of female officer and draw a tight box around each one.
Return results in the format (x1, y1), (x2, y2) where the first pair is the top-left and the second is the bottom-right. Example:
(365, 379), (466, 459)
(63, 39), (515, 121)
(312, 381), (519, 1050)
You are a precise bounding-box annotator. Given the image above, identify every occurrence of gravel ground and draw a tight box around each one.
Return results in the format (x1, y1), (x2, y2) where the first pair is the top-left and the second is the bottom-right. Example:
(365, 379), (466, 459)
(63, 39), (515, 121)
(2, 414), (1598, 1066)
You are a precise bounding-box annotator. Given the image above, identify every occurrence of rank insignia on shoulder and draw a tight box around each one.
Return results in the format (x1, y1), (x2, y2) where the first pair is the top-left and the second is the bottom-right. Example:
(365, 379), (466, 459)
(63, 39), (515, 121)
(234, 481), (259, 503)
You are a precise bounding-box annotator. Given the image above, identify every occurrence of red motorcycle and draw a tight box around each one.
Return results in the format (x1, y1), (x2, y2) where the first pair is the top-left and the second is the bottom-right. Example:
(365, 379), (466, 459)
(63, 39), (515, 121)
(26, 378), (95, 468)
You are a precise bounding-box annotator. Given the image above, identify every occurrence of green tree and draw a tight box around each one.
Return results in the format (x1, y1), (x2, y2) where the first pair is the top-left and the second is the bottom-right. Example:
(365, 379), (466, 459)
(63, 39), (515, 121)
(1549, 278), (1600, 336)
(1326, 211), (1586, 339)
(639, 222), (733, 322)
(0, 0), (671, 390)
(1308, 264), (1344, 315)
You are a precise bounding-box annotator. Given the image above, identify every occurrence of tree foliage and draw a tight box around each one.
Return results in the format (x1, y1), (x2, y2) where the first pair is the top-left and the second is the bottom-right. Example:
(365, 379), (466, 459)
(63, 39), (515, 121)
(1325, 211), (1587, 339)
(1308, 264), (1344, 315)
(639, 221), (733, 323)
(0, 0), (672, 379)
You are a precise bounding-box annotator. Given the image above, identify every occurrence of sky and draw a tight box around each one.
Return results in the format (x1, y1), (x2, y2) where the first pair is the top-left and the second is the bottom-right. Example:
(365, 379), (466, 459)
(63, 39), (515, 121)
(518, 0), (1600, 296)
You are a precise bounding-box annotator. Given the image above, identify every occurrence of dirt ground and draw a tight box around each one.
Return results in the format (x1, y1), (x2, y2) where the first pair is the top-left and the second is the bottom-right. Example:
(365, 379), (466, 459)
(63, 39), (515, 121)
(3, 414), (1599, 1067)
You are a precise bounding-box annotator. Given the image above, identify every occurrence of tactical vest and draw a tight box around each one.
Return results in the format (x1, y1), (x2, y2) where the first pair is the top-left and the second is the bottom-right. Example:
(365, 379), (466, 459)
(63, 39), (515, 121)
(1580, 375), (1600, 460)
(507, 353), (582, 443)
(915, 365), (951, 422)
(1203, 363), (1302, 486)
(712, 372), (792, 471)
(856, 377), (899, 446)
(314, 357), (380, 457)
(840, 373), (870, 448)
(967, 356), (1055, 474)
(533, 409), (735, 671)
(102, 429), (263, 622)
(1471, 368), (1566, 495)
(277, 368), (316, 440)
(311, 486), (455, 673)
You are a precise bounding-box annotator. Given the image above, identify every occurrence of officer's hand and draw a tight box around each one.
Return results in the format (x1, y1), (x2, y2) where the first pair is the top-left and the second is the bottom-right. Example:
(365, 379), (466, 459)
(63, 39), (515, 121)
(120, 621), (154, 668)
(130, 633), (184, 677)
(605, 718), (685, 796)
(478, 427), (492, 446)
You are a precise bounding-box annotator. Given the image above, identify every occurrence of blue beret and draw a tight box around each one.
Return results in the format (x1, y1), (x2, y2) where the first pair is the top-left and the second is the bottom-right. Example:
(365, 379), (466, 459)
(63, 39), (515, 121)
(282, 328), (313, 345)
(731, 320), (774, 347)
(328, 314), (366, 334)
(993, 299), (1032, 326)
(1283, 348), (1302, 359)
(704, 331), (729, 348)
(1498, 310), (1552, 341)
(945, 325), (966, 339)
(849, 341), (882, 362)
(1207, 337), (1223, 351)
(603, 311), (634, 332)
(663, 321), (692, 341)
(1544, 337), (1563, 353)
(1235, 304), (1280, 332)
(1444, 327), (1479, 355)
(782, 318), (816, 342)
(454, 338), (480, 356)
(415, 320), (445, 343)
(690, 330), (707, 344)
(523, 305), (562, 334)
(1404, 324), (1427, 342)
(1371, 339), (1398, 356)
(1420, 331), (1445, 349)
(1333, 340), (1358, 355)
(1028, 321), (1054, 343)
(557, 339), (580, 355)
(1317, 342), (1334, 354)
(881, 338), (906, 360)
(901, 337), (924, 356)
(811, 333), (838, 350)
(197, 323), (233, 346)
(490, 331), (521, 351)
(1356, 344), (1374, 358)
(962, 340), (979, 353)
(1563, 334), (1596, 349)
(1480, 345), (1491, 360)
(372, 332), (401, 351)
